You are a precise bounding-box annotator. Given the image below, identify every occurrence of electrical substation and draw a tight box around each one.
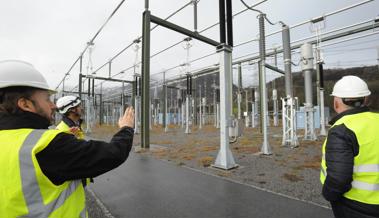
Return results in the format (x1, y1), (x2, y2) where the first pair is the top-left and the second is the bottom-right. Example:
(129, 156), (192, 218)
(49, 0), (379, 217)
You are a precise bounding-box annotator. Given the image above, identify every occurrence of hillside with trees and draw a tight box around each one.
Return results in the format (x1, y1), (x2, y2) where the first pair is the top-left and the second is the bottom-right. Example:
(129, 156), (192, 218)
(267, 65), (379, 114)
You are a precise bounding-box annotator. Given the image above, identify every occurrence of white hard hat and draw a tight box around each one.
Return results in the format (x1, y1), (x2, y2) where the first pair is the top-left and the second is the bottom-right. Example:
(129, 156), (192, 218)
(0, 60), (55, 92)
(56, 95), (81, 114)
(331, 75), (371, 98)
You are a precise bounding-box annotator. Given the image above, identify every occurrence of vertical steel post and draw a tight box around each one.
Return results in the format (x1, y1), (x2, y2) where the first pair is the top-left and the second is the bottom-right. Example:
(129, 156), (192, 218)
(245, 90), (250, 127)
(78, 73), (82, 100)
(99, 91), (103, 125)
(134, 76), (140, 134)
(87, 76), (91, 97)
(163, 72), (167, 132)
(153, 87), (158, 126)
(141, 9), (151, 148)
(214, 0), (237, 170)
(79, 56), (83, 100)
(91, 78), (95, 97)
(178, 88), (182, 126)
(199, 84), (202, 129)
(273, 48), (279, 126)
(214, 45), (237, 169)
(226, 0), (233, 47)
(237, 63), (242, 120)
(252, 102), (256, 128)
(316, 64), (321, 107)
(218, 0), (226, 44)
(203, 81), (207, 125)
(216, 103), (220, 129)
(216, 89), (220, 129)
(62, 77), (65, 94)
(193, 0), (198, 32)
(193, 77), (198, 126)
(185, 74), (191, 134)
(109, 62), (112, 78)
(122, 81), (125, 111)
(258, 14), (272, 155)
(132, 78), (136, 110)
(212, 80), (216, 127)
(318, 63), (326, 136)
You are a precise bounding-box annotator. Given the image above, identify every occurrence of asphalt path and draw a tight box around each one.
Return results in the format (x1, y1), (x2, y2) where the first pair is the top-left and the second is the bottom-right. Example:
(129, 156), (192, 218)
(91, 153), (333, 218)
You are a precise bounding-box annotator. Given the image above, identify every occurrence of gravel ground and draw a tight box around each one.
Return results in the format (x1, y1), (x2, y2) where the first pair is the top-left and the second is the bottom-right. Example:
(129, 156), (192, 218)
(86, 123), (330, 217)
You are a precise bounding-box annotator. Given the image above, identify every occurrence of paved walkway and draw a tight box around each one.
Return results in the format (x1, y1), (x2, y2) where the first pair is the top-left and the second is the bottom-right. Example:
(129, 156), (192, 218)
(91, 153), (333, 218)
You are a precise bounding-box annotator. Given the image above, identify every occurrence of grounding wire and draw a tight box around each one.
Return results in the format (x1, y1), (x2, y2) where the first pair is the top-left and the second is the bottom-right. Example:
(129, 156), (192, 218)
(239, 0), (263, 15)
(240, 0), (285, 26)
(196, 0), (268, 33)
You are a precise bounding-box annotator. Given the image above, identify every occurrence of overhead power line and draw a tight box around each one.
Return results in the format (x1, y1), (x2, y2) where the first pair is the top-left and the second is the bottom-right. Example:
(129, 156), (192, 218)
(56, 0), (127, 90)
(113, 0), (268, 77)
(67, 0), (268, 91)
(88, 0), (196, 81)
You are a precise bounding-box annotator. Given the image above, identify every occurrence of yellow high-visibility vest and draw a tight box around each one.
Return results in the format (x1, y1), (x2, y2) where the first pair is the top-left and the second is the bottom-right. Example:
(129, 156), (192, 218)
(321, 111), (379, 204)
(0, 129), (87, 217)
(56, 120), (85, 140)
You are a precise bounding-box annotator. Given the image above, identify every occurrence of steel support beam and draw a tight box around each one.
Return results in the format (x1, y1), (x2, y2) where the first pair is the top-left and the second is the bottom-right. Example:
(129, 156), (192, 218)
(150, 15), (219, 47)
(141, 10), (151, 148)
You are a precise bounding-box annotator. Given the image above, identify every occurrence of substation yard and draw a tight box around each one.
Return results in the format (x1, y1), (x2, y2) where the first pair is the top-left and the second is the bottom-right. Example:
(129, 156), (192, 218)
(89, 123), (329, 207)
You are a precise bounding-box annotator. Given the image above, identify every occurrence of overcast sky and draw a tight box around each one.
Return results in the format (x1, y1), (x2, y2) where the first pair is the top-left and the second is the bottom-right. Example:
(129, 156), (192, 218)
(0, 0), (378, 90)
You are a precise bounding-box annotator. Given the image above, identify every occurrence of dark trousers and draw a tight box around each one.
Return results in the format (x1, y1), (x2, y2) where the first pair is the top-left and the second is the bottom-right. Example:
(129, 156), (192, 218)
(331, 201), (379, 218)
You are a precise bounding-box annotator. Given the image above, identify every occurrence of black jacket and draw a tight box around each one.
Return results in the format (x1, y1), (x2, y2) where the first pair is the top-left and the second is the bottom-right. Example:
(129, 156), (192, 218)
(0, 111), (134, 185)
(322, 106), (379, 216)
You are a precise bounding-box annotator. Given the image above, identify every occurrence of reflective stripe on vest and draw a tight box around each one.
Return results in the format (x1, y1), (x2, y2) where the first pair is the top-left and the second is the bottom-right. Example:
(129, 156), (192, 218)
(19, 130), (82, 217)
(352, 181), (379, 191)
(352, 164), (379, 191)
(320, 167), (327, 177)
(354, 164), (379, 173)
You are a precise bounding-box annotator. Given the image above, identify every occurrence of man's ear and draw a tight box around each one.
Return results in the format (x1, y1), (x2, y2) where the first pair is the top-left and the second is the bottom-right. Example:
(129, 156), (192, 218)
(17, 98), (35, 112)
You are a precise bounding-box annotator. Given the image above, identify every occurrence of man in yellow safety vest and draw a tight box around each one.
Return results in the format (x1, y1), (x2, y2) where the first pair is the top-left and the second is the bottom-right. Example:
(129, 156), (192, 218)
(56, 95), (95, 186)
(320, 75), (379, 218)
(56, 95), (85, 140)
(0, 60), (135, 217)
